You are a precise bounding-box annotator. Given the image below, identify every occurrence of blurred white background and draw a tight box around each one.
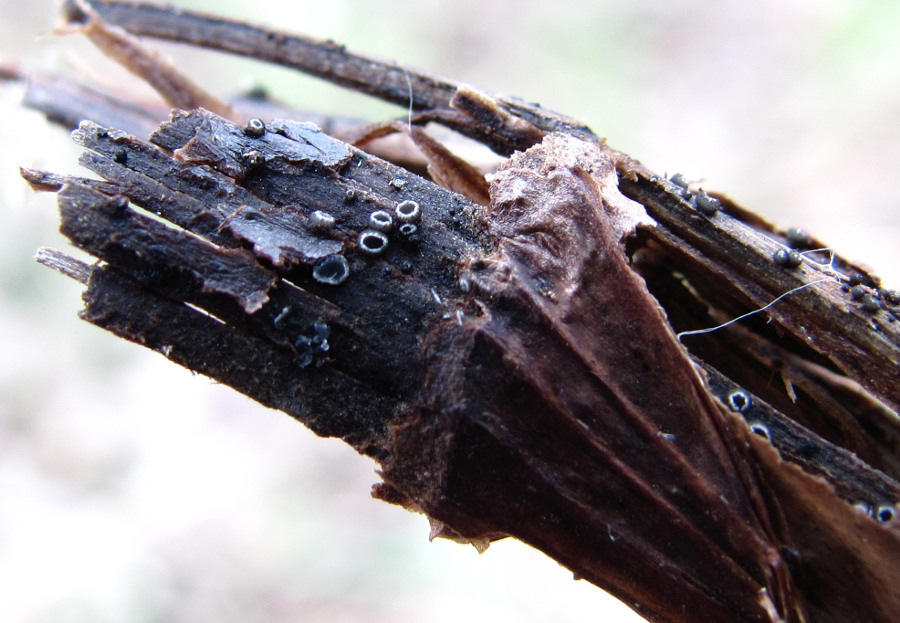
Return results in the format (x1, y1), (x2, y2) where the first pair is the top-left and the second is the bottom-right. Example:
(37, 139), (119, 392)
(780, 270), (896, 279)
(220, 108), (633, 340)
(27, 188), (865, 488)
(1, 1), (898, 622)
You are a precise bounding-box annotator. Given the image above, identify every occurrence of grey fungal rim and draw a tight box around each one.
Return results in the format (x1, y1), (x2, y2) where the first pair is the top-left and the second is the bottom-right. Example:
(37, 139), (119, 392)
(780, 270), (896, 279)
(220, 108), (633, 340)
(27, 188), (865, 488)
(727, 389), (752, 413)
(669, 173), (689, 189)
(695, 189), (721, 216)
(749, 422), (771, 441)
(395, 200), (421, 224)
(244, 118), (266, 137)
(358, 229), (389, 254)
(308, 210), (336, 232)
(398, 223), (418, 236)
(312, 254), (350, 285)
(369, 210), (394, 232)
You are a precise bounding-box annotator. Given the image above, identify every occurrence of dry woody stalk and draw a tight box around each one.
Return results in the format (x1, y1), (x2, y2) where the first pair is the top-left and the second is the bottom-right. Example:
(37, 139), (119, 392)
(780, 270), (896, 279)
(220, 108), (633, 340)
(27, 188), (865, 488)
(9, 2), (900, 622)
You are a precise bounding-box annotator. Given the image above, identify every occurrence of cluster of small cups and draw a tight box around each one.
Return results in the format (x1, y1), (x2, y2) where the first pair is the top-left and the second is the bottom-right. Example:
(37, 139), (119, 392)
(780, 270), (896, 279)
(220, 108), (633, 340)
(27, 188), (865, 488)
(311, 200), (423, 285)
(669, 173), (722, 216)
(357, 200), (422, 255)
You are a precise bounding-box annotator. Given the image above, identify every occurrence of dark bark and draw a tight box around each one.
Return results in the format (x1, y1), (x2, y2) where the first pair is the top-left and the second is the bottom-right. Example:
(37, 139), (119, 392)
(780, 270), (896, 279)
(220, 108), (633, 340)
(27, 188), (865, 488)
(16, 2), (900, 622)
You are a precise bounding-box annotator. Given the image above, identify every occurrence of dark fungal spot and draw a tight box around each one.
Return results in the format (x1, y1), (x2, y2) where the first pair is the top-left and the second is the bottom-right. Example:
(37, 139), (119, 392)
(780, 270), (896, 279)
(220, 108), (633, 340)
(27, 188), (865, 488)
(876, 506), (896, 523)
(273, 306), (292, 328)
(669, 173), (689, 189)
(307, 210), (335, 232)
(113, 148), (127, 164)
(785, 227), (811, 249)
(106, 195), (130, 217)
(294, 335), (314, 368)
(369, 210), (394, 232)
(795, 442), (819, 459)
(312, 321), (331, 342)
(343, 188), (357, 204)
(294, 321), (332, 368)
(312, 255), (350, 285)
(695, 189), (720, 216)
(881, 289), (900, 306)
(244, 85), (269, 101)
(244, 118), (266, 137)
(749, 422), (771, 441)
(395, 200), (422, 224)
(772, 248), (803, 268)
(861, 294), (881, 313)
(311, 322), (331, 354)
(358, 229), (389, 255)
(727, 390), (752, 413)
(850, 285), (866, 301)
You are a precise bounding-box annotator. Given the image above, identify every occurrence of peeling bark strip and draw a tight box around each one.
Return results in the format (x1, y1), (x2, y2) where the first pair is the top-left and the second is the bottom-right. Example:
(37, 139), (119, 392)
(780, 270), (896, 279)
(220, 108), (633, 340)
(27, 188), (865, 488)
(20, 2), (900, 622)
(381, 135), (800, 621)
(57, 180), (277, 313)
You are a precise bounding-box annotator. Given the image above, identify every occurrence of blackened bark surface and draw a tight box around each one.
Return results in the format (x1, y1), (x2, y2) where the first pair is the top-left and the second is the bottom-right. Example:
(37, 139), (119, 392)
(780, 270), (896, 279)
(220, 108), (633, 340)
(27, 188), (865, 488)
(617, 163), (900, 411)
(20, 3), (900, 622)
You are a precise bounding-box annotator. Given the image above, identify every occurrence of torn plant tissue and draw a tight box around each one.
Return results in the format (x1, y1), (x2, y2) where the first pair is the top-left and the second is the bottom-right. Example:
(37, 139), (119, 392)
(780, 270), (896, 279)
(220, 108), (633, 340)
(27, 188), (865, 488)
(488, 133), (654, 245)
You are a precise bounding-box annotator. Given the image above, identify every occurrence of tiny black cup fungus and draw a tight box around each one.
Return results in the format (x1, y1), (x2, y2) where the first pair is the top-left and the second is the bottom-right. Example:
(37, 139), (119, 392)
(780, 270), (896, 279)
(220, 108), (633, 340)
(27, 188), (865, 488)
(244, 118), (266, 137)
(358, 229), (389, 255)
(861, 293), (881, 313)
(876, 505), (896, 523)
(294, 335), (314, 368)
(308, 210), (336, 232)
(772, 248), (803, 268)
(785, 227), (811, 249)
(695, 189), (721, 216)
(670, 173), (689, 189)
(395, 200), (422, 224)
(369, 210), (394, 232)
(749, 422), (771, 441)
(881, 289), (900, 306)
(312, 254), (350, 285)
(850, 285), (867, 301)
(311, 322), (331, 354)
(727, 390), (752, 413)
